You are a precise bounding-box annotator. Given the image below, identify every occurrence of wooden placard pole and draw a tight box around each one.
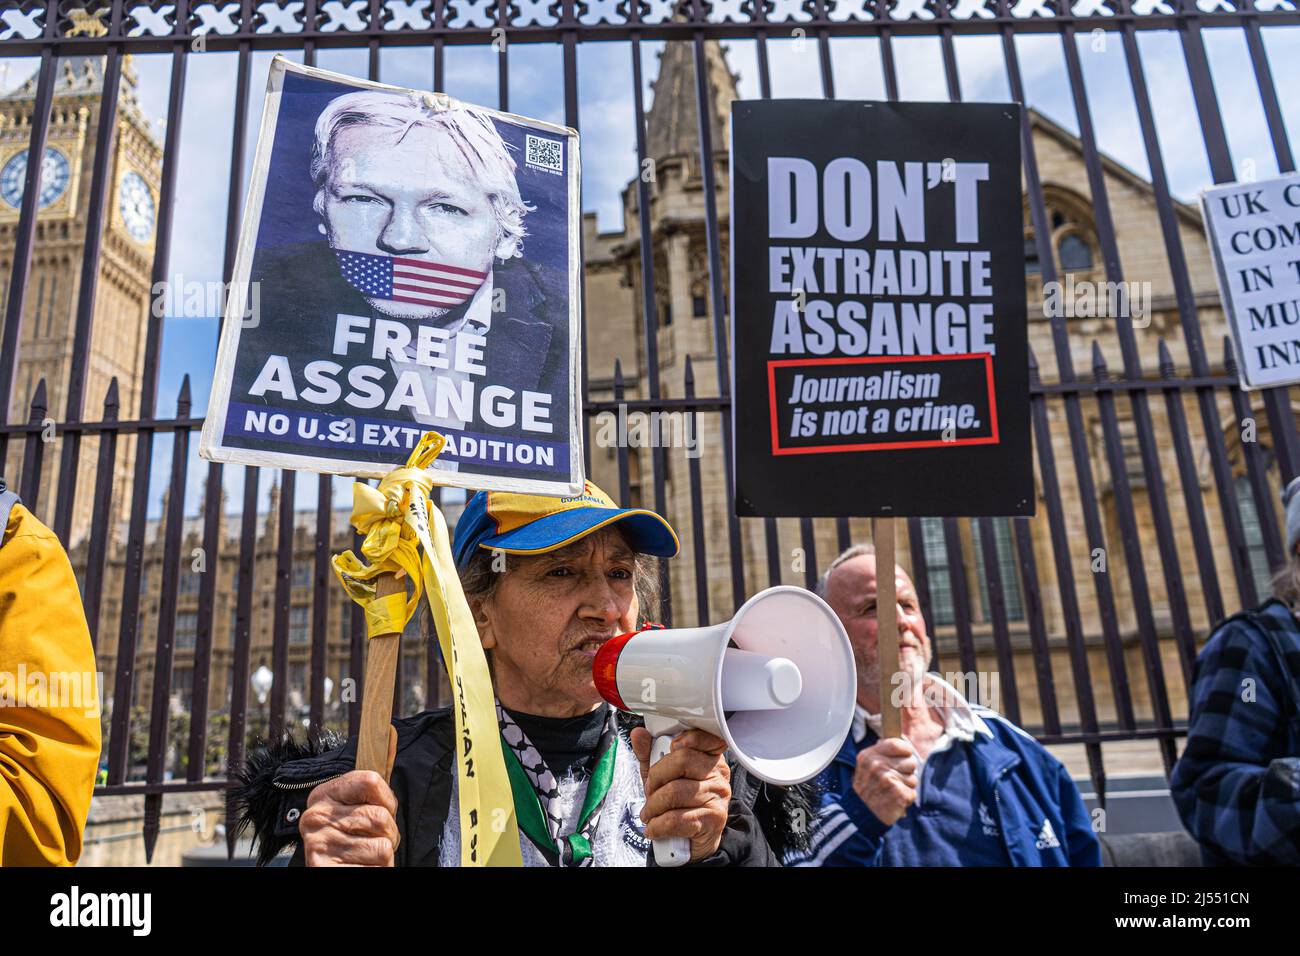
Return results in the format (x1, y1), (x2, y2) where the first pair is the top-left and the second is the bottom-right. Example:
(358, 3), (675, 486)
(873, 517), (902, 740)
(355, 571), (405, 779)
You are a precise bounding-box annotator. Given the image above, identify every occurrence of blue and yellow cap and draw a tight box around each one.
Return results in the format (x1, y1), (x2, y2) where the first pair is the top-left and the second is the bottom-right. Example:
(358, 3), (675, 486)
(452, 480), (680, 570)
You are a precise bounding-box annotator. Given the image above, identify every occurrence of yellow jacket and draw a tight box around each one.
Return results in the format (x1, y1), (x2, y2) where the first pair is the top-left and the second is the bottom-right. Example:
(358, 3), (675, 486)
(0, 499), (101, 865)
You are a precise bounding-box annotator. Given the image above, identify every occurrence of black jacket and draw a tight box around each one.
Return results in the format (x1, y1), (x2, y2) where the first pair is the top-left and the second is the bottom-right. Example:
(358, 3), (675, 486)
(231, 708), (815, 867)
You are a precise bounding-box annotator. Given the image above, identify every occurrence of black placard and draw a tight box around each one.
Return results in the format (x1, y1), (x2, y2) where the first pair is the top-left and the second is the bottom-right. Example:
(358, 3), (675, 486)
(730, 100), (1033, 518)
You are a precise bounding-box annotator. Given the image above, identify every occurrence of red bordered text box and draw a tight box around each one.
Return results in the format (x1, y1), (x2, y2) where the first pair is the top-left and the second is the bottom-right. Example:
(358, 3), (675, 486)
(766, 353), (1000, 456)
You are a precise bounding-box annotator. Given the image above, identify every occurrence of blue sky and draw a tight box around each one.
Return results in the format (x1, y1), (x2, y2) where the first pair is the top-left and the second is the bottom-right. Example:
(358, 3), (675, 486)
(4, 25), (1300, 523)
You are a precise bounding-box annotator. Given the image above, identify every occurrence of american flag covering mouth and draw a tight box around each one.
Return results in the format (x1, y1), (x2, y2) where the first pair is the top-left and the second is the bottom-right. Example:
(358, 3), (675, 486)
(334, 248), (488, 308)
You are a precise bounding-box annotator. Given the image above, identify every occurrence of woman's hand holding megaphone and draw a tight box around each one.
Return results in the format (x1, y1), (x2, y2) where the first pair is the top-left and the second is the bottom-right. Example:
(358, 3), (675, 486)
(629, 726), (733, 864)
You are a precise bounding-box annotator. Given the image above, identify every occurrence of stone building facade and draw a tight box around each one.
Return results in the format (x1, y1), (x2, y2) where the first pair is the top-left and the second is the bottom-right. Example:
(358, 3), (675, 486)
(581, 41), (1297, 739)
(4, 44), (1295, 780)
(79, 482), (465, 775)
(1, 56), (161, 543)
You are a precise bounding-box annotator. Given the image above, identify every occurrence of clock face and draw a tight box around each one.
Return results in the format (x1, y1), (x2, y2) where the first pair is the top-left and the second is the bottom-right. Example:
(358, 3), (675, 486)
(118, 171), (155, 243)
(0, 147), (71, 209)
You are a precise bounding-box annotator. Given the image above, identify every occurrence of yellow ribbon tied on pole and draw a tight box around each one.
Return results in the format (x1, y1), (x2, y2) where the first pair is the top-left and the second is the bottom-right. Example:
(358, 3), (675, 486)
(331, 431), (523, 866)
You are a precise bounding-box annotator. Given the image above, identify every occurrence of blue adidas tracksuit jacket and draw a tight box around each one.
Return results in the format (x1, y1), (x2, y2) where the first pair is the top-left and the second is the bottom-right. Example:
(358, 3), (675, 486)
(789, 704), (1102, 867)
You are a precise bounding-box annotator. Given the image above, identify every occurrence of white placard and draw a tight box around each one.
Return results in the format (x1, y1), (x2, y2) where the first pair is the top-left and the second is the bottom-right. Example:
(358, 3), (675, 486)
(1201, 172), (1300, 390)
(198, 57), (584, 495)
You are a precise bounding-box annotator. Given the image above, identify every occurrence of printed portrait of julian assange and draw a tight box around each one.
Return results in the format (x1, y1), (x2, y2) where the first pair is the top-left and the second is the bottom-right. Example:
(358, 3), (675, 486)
(234, 88), (571, 466)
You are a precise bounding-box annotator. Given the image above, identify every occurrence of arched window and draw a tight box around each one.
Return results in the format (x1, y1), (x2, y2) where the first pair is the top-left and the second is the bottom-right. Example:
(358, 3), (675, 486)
(1058, 232), (1093, 272)
(1023, 187), (1100, 282)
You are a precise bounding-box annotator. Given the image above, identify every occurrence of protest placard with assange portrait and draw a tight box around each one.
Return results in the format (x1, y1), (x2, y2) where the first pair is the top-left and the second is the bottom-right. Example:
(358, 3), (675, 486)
(200, 57), (583, 494)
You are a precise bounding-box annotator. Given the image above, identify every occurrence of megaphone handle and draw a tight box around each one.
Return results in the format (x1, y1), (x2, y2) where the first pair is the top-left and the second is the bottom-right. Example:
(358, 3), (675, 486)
(643, 715), (691, 868)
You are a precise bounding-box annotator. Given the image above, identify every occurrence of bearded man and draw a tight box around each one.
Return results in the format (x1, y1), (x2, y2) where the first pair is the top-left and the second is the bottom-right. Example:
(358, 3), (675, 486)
(786, 544), (1100, 867)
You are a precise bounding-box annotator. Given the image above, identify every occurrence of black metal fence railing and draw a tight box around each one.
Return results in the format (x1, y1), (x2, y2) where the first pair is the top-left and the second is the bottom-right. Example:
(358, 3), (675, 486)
(0, 0), (1297, 860)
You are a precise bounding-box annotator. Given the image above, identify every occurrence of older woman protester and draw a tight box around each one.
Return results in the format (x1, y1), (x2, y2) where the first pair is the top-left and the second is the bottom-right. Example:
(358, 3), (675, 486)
(1171, 476), (1300, 866)
(234, 482), (808, 866)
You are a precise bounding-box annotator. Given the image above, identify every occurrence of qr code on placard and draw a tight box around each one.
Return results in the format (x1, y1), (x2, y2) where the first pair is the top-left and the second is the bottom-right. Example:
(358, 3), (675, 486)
(526, 134), (563, 174)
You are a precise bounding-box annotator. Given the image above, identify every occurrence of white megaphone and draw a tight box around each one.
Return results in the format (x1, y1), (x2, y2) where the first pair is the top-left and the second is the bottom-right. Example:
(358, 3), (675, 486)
(592, 585), (856, 867)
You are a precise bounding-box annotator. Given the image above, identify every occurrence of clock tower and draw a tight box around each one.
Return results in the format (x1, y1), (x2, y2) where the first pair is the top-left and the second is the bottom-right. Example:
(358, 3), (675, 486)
(0, 56), (162, 543)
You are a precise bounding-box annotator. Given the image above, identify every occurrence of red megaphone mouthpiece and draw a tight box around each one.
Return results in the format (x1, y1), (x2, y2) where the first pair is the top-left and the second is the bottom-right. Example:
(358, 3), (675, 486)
(592, 623), (664, 711)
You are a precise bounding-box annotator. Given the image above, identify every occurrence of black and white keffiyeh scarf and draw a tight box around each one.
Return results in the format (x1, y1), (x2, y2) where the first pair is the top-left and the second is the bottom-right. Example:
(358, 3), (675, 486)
(496, 701), (619, 866)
